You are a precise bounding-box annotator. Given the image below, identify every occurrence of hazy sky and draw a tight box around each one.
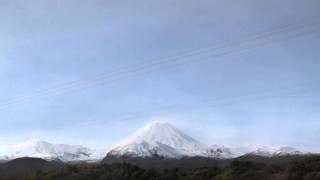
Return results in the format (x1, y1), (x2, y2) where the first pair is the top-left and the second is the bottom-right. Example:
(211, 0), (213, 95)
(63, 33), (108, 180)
(0, 0), (320, 151)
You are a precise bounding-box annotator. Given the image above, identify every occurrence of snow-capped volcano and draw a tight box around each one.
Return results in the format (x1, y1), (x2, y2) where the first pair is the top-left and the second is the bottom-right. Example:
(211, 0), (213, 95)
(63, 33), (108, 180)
(0, 139), (106, 162)
(108, 122), (206, 158)
(107, 122), (231, 158)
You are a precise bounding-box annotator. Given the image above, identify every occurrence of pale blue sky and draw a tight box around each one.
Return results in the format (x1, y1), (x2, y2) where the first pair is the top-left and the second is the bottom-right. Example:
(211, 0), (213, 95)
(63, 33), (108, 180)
(0, 0), (320, 151)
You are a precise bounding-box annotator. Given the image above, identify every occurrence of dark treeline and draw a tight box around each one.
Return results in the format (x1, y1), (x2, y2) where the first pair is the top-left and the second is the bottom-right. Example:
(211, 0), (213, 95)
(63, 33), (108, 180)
(3, 155), (320, 180)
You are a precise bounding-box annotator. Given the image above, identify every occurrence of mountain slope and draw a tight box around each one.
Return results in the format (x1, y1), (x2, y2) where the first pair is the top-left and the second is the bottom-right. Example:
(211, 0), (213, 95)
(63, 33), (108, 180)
(0, 157), (63, 179)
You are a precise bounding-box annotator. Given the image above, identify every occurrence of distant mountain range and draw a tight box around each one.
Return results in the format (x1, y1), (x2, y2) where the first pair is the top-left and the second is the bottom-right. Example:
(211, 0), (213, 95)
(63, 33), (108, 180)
(0, 139), (106, 162)
(0, 122), (311, 162)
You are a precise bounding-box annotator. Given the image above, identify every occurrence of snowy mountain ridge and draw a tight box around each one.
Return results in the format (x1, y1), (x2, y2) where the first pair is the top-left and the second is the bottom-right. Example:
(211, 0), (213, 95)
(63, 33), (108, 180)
(0, 139), (106, 162)
(247, 146), (304, 157)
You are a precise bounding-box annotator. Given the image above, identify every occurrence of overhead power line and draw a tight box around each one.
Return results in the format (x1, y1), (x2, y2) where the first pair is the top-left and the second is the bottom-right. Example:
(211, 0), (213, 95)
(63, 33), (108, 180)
(1, 19), (320, 110)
